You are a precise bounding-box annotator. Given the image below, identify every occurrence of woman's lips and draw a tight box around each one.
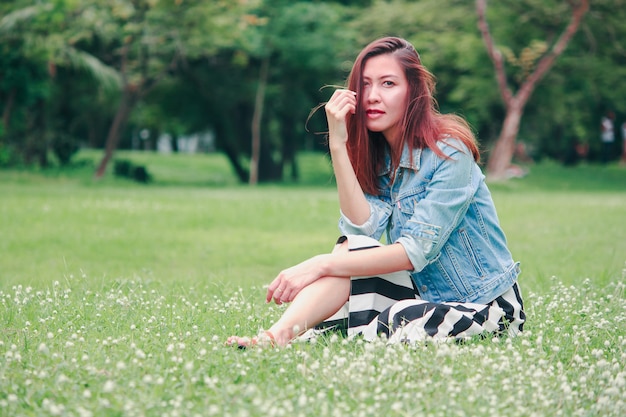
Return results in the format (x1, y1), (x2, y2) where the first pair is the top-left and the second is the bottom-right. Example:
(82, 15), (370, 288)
(366, 109), (384, 119)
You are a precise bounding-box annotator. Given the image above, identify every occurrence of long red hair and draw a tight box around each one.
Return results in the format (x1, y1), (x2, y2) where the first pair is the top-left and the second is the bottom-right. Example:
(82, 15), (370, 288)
(345, 37), (479, 194)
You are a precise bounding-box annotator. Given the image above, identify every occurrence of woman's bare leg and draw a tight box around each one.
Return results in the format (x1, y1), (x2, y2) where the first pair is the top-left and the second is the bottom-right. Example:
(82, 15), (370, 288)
(227, 241), (350, 346)
(266, 275), (350, 345)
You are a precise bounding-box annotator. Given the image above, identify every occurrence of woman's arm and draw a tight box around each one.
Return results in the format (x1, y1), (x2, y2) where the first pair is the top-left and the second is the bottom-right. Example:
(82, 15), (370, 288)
(325, 89), (370, 225)
(267, 243), (413, 304)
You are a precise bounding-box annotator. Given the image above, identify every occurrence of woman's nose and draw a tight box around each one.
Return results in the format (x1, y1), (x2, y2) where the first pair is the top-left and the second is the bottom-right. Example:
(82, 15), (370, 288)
(366, 86), (380, 102)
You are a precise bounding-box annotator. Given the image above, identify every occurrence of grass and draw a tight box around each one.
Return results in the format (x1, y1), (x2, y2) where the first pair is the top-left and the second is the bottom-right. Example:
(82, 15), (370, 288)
(0, 150), (625, 416)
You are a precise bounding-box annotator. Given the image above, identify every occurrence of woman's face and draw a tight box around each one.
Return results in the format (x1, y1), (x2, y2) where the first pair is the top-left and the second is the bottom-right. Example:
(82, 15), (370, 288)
(362, 53), (409, 145)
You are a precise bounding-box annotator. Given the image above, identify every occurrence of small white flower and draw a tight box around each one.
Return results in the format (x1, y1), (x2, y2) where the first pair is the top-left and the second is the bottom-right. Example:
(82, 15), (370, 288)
(77, 407), (93, 417)
(102, 380), (115, 393)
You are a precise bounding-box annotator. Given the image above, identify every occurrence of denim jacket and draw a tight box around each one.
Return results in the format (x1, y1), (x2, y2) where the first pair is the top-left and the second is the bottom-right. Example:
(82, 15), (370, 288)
(339, 138), (520, 304)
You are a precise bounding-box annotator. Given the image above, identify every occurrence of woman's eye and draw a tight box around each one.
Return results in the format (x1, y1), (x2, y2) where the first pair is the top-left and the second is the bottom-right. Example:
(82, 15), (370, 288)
(383, 81), (394, 87)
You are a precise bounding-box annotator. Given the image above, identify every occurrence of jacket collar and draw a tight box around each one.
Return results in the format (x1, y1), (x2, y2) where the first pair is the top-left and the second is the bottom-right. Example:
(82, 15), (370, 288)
(378, 144), (422, 176)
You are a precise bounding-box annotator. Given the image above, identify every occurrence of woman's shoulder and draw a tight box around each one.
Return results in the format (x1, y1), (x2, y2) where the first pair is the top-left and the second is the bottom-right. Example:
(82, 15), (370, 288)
(438, 136), (469, 151)
(427, 136), (472, 159)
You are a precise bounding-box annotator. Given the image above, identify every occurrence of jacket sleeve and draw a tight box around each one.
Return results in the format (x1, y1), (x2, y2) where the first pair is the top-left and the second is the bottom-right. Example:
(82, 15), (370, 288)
(338, 194), (392, 241)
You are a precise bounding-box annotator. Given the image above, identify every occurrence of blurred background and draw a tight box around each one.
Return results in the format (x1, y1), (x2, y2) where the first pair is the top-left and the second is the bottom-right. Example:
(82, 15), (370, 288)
(1, 0), (625, 184)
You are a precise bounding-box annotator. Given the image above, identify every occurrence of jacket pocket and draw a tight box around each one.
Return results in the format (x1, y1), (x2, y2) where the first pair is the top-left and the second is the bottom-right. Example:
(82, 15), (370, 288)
(457, 228), (487, 278)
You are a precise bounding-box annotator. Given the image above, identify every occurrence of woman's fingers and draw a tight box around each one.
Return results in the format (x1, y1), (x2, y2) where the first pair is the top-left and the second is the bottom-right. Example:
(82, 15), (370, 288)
(276, 287), (289, 304)
(326, 90), (356, 148)
(326, 89), (357, 119)
(266, 255), (325, 305)
(273, 288), (284, 305)
(266, 275), (298, 305)
(266, 278), (281, 303)
(267, 275), (290, 305)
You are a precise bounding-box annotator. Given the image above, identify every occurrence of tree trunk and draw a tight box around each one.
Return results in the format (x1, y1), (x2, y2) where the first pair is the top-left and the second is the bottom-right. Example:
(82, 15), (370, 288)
(94, 89), (136, 178)
(281, 113), (298, 181)
(2, 88), (16, 136)
(222, 142), (249, 183)
(249, 57), (269, 186)
(486, 100), (523, 180)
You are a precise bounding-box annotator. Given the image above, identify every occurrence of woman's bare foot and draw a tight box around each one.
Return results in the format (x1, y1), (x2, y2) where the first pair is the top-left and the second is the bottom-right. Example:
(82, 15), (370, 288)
(226, 326), (297, 348)
(226, 331), (277, 349)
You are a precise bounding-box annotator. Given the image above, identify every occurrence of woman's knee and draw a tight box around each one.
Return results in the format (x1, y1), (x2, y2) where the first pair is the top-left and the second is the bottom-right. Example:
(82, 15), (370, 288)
(317, 276), (350, 299)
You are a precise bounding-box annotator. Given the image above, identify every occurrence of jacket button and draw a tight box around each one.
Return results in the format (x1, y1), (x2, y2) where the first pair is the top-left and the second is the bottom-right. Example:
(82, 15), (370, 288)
(421, 285), (428, 293)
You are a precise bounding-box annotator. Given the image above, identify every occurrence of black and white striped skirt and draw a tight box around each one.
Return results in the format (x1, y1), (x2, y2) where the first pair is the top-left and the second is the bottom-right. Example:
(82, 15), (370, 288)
(309, 235), (525, 344)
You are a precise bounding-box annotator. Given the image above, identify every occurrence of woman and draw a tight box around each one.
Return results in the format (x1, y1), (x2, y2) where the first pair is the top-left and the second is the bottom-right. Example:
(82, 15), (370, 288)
(227, 37), (525, 348)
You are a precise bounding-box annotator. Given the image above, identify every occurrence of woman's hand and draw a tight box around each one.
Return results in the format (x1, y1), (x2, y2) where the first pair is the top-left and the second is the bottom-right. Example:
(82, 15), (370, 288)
(266, 254), (331, 304)
(325, 89), (357, 151)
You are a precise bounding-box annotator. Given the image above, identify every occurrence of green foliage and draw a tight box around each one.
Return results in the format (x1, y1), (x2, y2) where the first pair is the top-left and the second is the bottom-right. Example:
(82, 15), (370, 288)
(0, 144), (17, 166)
(0, 0), (119, 166)
(1, 0), (626, 175)
(478, 0), (626, 159)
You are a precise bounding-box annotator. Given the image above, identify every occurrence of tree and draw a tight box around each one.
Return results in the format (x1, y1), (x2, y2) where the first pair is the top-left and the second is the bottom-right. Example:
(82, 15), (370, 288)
(0, 0), (120, 166)
(476, 0), (589, 180)
(89, 0), (190, 178)
(85, 0), (262, 179)
(176, 0), (356, 184)
(259, 1), (357, 183)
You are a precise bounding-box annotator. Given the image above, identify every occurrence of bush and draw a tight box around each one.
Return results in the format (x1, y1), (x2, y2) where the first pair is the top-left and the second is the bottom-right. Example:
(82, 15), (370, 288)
(113, 159), (151, 183)
(51, 133), (80, 166)
(0, 144), (18, 167)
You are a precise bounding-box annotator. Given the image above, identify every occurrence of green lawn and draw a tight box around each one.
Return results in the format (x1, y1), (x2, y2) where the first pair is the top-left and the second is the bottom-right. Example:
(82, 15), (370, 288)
(0, 151), (625, 416)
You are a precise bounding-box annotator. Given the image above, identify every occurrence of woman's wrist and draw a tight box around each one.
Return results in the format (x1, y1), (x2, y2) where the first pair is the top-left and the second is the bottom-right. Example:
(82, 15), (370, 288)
(328, 139), (348, 156)
(315, 253), (335, 278)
